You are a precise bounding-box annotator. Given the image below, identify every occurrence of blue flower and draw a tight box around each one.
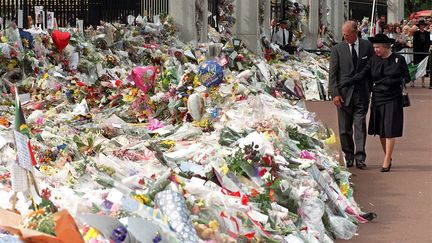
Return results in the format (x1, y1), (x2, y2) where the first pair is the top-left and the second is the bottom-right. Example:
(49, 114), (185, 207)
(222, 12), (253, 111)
(152, 235), (162, 243)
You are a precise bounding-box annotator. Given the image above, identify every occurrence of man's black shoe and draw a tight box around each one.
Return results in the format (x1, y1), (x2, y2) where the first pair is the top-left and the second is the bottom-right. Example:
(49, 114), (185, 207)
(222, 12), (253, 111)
(356, 160), (367, 169)
(361, 212), (377, 221)
(346, 159), (354, 167)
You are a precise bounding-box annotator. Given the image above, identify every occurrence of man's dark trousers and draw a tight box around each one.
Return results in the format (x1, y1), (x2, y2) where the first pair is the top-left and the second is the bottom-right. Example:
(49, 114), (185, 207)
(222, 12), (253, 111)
(337, 90), (368, 162)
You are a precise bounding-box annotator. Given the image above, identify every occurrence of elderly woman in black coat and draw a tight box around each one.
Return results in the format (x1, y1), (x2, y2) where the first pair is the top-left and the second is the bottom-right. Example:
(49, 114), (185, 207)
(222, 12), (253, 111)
(339, 34), (410, 172)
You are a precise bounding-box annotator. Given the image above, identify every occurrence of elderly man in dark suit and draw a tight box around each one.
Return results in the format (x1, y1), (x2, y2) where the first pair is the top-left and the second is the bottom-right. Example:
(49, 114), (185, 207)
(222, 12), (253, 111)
(329, 20), (374, 169)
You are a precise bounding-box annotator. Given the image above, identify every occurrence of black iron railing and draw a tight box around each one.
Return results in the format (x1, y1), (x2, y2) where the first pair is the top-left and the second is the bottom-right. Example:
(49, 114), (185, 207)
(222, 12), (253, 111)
(0, 0), (169, 28)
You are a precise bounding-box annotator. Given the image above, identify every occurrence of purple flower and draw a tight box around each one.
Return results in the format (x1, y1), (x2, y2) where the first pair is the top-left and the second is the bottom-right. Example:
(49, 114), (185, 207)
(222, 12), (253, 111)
(111, 225), (128, 243)
(101, 200), (113, 210)
(152, 235), (162, 243)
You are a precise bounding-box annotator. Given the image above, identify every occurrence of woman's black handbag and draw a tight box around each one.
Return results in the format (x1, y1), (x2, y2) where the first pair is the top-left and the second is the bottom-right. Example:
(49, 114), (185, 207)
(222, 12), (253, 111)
(403, 93), (410, 107)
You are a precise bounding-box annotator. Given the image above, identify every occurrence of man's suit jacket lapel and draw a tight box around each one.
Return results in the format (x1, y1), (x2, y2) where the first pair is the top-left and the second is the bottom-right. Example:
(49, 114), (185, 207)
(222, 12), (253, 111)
(358, 39), (368, 65)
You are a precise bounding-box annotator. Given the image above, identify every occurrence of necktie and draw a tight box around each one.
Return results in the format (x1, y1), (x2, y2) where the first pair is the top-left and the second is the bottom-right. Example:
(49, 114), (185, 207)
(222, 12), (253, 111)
(351, 43), (358, 67)
(282, 30), (286, 46)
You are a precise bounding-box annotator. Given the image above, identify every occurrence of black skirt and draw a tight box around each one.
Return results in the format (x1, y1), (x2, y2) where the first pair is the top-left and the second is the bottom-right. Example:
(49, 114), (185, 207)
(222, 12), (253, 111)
(368, 98), (404, 138)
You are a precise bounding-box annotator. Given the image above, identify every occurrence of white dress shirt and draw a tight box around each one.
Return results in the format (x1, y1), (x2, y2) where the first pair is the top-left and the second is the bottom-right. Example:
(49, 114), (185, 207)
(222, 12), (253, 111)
(350, 38), (359, 57)
(272, 28), (291, 46)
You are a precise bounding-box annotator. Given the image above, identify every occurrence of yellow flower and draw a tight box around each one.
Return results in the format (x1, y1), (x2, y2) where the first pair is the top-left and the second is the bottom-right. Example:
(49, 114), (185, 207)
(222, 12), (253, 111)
(123, 88), (139, 102)
(130, 88), (138, 96)
(84, 227), (101, 241)
(209, 220), (219, 231)
(232, 82), (238, 91)
(193, 119), (210, 128)
(198, 56), (206, 63)
(55, 91), (62, 99)
(221, 164), (229, 175)
(40, 165), (49, 172)
(226, 75), (234, 83)
(42, 72), (49, 80)
(133, 194), (150, 205)
(123, 95), (135, 103)
(7, 60), (18, 70)
(340, 182), (349, 197)
(0, 36), (7, 43)
(325, 131), (337, 145)
(160, 140), (176, 149)
(193, 76), (201, 87)
(197, 199), (205, 208)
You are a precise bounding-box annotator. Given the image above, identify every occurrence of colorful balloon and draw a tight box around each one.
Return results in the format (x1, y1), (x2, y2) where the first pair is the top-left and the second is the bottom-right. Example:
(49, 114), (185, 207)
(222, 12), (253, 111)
(127, 66), (157, 93)
(198, 60), (224, 87)
(51, 30), (70, 52)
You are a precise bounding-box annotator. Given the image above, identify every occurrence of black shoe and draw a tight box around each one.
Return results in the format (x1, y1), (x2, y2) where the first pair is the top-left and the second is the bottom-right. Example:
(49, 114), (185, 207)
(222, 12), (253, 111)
(361, 212), (378, 221)
(346, 159), (354, 167)
(380, 162), (392, 172)
(356, 160), (367, 169)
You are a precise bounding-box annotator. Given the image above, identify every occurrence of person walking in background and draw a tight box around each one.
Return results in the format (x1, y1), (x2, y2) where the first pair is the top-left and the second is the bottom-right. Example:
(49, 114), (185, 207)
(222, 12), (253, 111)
(338, 34), (410, 172)
(413, 20), (431, 88)
(329, 20), (374, 169)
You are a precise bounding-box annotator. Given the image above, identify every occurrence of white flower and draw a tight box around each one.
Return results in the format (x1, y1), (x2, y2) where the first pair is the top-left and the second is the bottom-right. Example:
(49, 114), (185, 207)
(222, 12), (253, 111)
(262, 171), (272, 180)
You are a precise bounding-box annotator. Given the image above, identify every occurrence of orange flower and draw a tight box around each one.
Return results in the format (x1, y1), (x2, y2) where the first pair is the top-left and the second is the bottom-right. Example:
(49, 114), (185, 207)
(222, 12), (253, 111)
(251, 188), (259, 197)
(269, 189), (276, 202)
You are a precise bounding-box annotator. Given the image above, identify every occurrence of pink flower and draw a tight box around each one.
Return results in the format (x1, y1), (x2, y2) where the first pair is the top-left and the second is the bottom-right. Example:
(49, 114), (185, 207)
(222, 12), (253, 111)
(147, 119), (164, 131)
(110, 203), (120, 213)
(35, 117), (44, 126)
(299, 150), (316, 160)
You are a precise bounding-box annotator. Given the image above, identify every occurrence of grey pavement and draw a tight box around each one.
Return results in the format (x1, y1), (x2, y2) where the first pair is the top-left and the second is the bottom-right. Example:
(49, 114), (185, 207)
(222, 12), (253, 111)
(305, 79), (432, 243)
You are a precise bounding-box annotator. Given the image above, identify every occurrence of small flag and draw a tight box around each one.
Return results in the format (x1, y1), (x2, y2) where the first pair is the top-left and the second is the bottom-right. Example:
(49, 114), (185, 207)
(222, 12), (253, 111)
(408, 56), (429, 81)
(14, 89), (37, 170)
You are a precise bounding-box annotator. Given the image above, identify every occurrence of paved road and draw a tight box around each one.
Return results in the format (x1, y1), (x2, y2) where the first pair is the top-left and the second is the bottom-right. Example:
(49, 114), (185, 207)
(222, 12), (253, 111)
(305, 82), (432, 243)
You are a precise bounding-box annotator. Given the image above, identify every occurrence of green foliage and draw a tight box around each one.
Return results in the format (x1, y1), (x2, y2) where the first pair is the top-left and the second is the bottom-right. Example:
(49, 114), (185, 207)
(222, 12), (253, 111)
(95, 176), (114, 188)
(405, 0), (432, 17)
(226, 149), (248, 177)
(156, 69), (177, 91)
(219, 126), (243, 146)
(29, 198), (58, 214)
(286, 126), (314, 150)
(73, 134), (103, 156)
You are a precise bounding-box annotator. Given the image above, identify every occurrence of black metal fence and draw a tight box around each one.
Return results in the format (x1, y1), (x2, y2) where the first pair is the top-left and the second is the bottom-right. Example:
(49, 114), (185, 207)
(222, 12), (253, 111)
(0, 0), (169, 28)
(208, 0), (218, 30)
(270, 0), (290, 22)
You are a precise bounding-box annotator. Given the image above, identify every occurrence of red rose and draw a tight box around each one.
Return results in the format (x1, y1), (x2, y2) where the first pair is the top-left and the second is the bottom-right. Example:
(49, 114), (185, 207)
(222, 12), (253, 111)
(262, 155), (272, 166)
(258, 168), (268, 177)
(244, 232), (255, 240)
(76, 81), (86, 87)
(241, 194), (249, 205)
